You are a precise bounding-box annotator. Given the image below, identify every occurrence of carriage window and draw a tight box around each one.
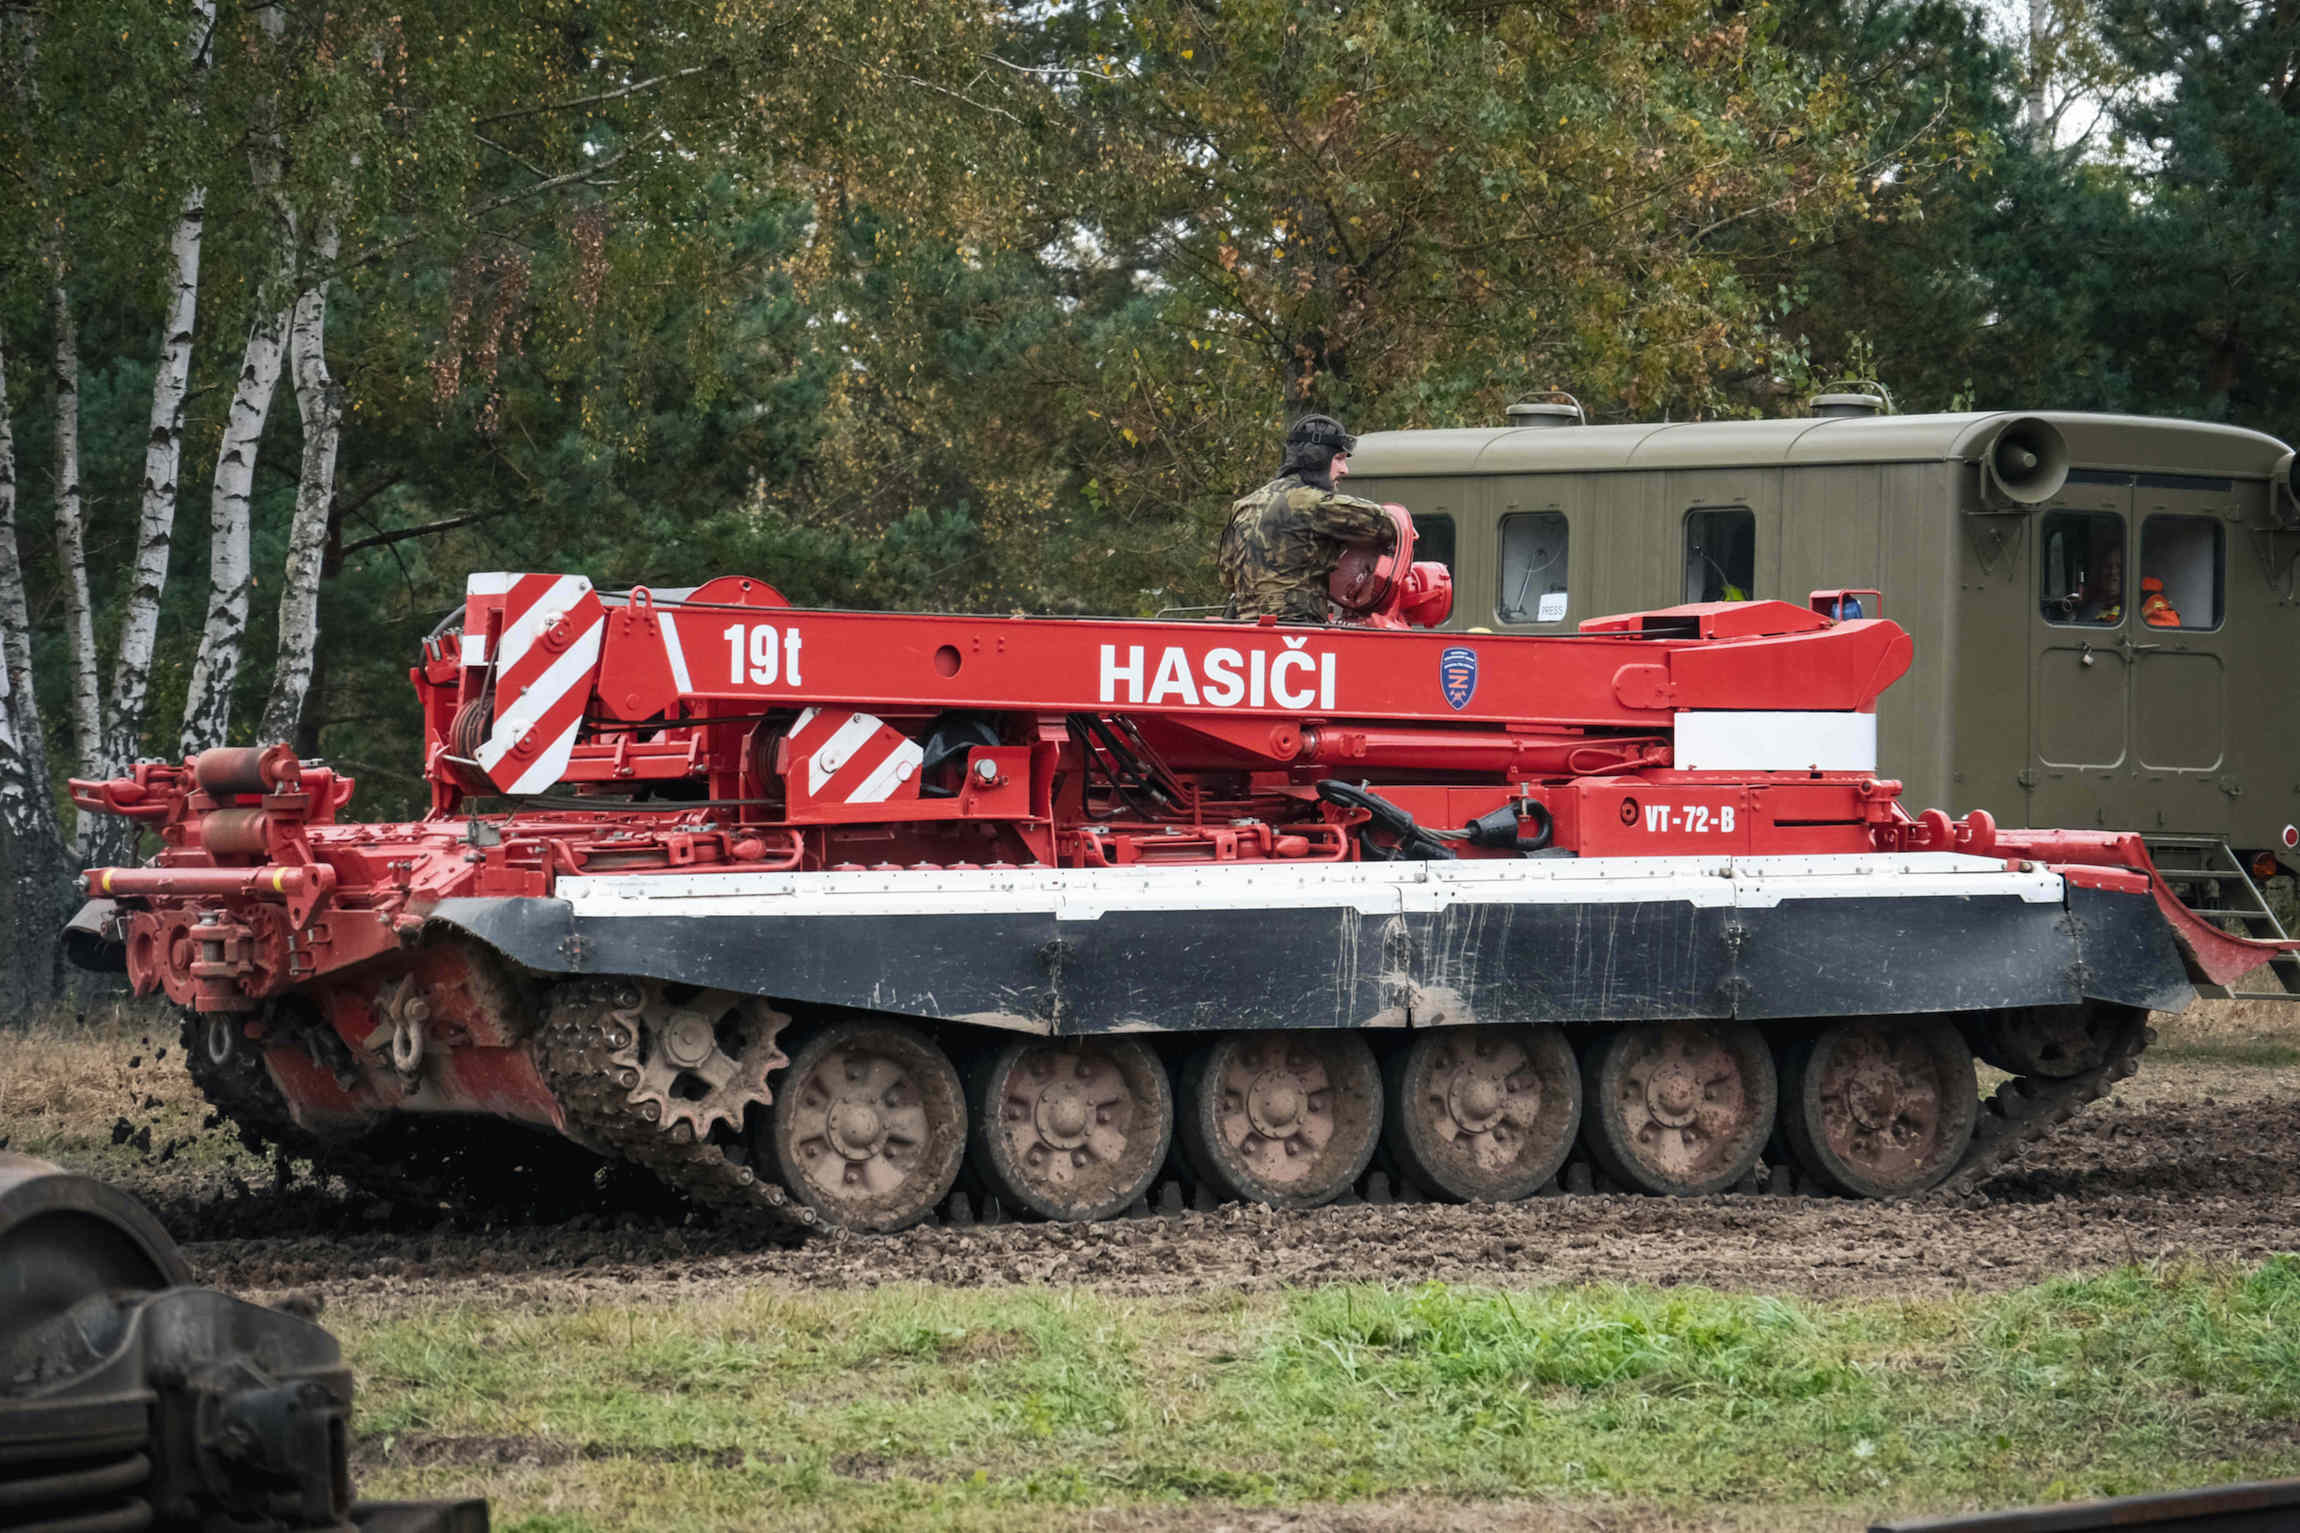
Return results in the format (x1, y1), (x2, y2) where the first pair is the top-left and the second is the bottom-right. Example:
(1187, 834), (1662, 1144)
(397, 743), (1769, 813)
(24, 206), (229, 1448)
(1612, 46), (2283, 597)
(1497, 510), (1569, 623)
(2138, 515), (2224, 630)
(1411, 512), (1455, 576)
(2039, 510), (2125, 625)
(1684, 507), (1755, 603)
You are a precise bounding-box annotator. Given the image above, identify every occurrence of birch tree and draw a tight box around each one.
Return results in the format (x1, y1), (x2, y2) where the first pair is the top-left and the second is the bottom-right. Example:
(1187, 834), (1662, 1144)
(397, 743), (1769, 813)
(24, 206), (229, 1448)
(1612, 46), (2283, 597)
(180, 306), (288, 755)
(49, 283), (100, 791)
(0, 335), (54, 850)
(99, 0), (214, 807)
(0, 35), (43, 843)
(0, 322), (73, 1012)
(2011, 0), (2137, 151)
(259, 222), (341, 745)
(181, 2), (295, 757)
(0, 5), (79, 1006)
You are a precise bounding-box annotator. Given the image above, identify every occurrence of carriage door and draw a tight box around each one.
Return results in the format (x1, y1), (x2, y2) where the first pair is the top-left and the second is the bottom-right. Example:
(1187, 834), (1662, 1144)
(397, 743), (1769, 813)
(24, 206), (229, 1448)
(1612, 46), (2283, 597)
(2028, 481), (2131, 828)
(2127, 476), (2234, 836)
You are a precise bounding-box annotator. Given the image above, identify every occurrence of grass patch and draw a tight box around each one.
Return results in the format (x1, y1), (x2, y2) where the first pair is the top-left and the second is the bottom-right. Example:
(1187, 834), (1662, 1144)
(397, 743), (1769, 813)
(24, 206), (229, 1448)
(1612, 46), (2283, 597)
(2151, 1039), (2300, 1069)
(0, 1004), (240, 1176)
(340, 1262), (2300, 1531)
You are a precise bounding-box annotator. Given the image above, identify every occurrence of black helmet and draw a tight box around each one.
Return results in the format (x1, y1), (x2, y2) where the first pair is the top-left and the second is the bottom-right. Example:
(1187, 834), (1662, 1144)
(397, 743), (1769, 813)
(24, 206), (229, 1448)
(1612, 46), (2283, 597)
(1280, 414), (1356, 481)
(1285, 414), (1357, 456)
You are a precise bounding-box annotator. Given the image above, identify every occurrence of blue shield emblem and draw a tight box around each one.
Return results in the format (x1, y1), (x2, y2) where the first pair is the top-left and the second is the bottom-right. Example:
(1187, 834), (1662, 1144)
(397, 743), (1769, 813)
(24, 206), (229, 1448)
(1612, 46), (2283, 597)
(1439, 646), (1478, 711)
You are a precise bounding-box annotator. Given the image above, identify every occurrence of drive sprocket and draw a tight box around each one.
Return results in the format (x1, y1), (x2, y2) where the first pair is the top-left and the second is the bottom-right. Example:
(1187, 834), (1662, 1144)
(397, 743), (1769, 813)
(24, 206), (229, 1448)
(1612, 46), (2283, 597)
(535, 979), (814, 1234)
(608, 982), (791, 1143)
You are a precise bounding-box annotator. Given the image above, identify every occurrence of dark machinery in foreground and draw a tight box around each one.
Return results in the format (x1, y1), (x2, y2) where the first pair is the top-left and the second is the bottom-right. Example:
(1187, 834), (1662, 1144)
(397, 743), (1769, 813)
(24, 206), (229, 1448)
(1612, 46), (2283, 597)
(1873, 1477), (2300, 1532)
(0, 1152), (485, 1533)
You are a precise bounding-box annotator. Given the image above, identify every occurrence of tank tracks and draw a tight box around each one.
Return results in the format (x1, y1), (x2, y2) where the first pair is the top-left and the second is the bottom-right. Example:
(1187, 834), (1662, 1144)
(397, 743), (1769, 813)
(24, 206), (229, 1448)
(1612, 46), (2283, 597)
(182, 998), (2150, 1232)
(176, 1011), (478, 1214)
(177, 987), (813, 1236)
(1931, 1014), (2153, 1202)
(756, 1014), (2160, 1222)
(533, 980), (816, 1237)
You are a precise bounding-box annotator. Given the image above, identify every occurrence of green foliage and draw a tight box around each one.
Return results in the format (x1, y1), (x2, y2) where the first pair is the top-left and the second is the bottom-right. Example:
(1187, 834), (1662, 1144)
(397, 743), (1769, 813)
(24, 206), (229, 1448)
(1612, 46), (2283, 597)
(1766, 0), (2300, 429)
(1753, 0), (2015, 407)
(2070, 0), (2300, 423)
(1052, 0), (1871, 416)
(9, 0), (2300, 827)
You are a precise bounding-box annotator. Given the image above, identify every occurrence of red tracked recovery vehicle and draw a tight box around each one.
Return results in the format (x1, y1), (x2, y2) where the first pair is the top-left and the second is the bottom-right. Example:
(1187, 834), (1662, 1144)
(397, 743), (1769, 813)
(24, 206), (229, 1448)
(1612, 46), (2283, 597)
(67, 511), (2295, 1232)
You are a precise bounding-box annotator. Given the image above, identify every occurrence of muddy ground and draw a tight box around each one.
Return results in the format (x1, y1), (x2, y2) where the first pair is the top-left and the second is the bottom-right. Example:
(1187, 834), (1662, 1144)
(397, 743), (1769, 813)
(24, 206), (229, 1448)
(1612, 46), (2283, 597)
(111, 1044), (2292, 1309)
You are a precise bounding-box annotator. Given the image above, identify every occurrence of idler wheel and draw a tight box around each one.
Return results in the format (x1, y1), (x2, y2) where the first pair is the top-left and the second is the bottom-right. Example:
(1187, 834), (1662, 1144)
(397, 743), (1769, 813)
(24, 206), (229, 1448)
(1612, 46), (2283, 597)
(1384, 1025), (1581, 1202)
(768, 1020), (965, 1232)
(1782, 1018), (1976, 1199)
(1178, 1032), (1381, 1209)
(968, 1037), (1172, 1222)
(1581, 1021), (1774, 1196)
(1973, 1004), (2122, 1080)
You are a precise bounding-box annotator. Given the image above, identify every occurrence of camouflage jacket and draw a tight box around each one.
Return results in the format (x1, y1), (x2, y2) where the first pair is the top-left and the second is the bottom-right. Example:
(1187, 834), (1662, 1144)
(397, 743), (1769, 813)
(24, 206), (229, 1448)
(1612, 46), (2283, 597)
(1217, 475), (1395, 623)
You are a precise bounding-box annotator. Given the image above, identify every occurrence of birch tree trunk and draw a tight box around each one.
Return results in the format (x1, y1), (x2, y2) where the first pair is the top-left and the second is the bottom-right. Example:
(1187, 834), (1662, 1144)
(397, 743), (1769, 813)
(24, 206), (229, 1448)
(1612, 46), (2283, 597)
(50, 284), (101, 784)
(98, 0), (214, 816)
(102, 179), (206, 790)
(0, 332), (55, 845)
(181, 0), (293, 756)
(0, 665), (22, 815)
(259, 223), (343, 746)
(0, 23), (52, 856)
(179, 307), (288, 755)
(1, 334), (72, 1011)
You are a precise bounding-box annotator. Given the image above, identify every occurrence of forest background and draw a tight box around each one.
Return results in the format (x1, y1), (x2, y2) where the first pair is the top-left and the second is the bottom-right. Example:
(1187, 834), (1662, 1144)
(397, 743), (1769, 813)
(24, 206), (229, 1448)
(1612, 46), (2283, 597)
(1, 0), (2293, 1004)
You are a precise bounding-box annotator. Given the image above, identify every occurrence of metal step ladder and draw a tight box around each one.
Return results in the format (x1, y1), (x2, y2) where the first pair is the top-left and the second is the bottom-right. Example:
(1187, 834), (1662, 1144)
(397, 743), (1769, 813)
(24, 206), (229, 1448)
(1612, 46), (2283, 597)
(2143, 836), (2300, 1001)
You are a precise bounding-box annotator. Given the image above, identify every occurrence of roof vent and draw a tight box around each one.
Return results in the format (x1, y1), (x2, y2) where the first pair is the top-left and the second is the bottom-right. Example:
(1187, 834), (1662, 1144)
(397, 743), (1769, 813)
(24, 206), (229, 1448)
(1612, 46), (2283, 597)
(1809, 378), (1893, 419)
(1505, 392), (1585, 429)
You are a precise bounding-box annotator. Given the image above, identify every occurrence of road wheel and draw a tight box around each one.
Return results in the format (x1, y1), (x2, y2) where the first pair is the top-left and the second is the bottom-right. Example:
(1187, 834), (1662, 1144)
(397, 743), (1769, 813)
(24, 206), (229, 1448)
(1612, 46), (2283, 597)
(1178, 1032), (1381, 1209)
(969, 1036), (1171, 1222)
(768, 1020), (965, 1232)
(1781, 1019), (1976, 1198)
(1383, 1026), (1579, 1202)
(1580, 1021), (1774, 1196)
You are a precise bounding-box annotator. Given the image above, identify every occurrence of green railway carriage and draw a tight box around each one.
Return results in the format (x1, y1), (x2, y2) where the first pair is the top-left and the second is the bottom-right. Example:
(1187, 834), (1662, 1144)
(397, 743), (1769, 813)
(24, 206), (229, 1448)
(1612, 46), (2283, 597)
(1346, 406), (2300, 875)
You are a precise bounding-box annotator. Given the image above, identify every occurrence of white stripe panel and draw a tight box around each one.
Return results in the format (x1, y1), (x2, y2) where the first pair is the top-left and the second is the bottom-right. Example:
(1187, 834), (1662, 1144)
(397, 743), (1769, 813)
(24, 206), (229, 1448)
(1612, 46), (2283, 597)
(505, 718), (584, 794)
(558, 852), (2063, 923)
(465, 572), (516, 596)
(1673, 711), (1877, 772)
(807, 713), (884, 795)
(474, 622), (604, 774)
(661, 613), (693, 695)
(494, 574), (592, 675)
(846, 739), (924, 803)
(460, 632), (489, 666)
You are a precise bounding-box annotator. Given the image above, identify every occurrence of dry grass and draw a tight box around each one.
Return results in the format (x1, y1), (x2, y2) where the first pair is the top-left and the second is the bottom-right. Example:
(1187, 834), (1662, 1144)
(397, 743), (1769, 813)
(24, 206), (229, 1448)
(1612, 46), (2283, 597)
(2151, 992), (2300, 1065)
(0, 1000), (221, 1172)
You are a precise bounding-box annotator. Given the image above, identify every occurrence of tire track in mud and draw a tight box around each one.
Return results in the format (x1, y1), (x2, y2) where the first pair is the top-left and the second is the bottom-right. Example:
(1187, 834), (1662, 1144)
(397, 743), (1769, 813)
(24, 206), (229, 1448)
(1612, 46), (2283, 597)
(167, 1079), (2300, 1304)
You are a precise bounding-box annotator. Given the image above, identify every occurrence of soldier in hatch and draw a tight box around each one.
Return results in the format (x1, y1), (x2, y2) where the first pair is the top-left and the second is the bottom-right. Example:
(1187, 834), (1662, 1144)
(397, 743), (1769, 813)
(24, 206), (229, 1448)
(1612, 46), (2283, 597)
(1219, 414), (1396, 623)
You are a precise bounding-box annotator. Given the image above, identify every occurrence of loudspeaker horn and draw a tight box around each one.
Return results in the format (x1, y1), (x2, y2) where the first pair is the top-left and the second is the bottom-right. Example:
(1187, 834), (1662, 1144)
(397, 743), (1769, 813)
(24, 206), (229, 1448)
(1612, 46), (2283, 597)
(2273, 449), (2300, 528)
(1980, 416), (2069, 507)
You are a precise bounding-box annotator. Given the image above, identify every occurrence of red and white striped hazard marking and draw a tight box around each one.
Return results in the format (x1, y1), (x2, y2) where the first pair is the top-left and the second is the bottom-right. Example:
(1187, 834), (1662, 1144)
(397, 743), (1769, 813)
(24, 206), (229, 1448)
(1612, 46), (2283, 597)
(467, 572), (606, 795)
(785, 707), (923, 804)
